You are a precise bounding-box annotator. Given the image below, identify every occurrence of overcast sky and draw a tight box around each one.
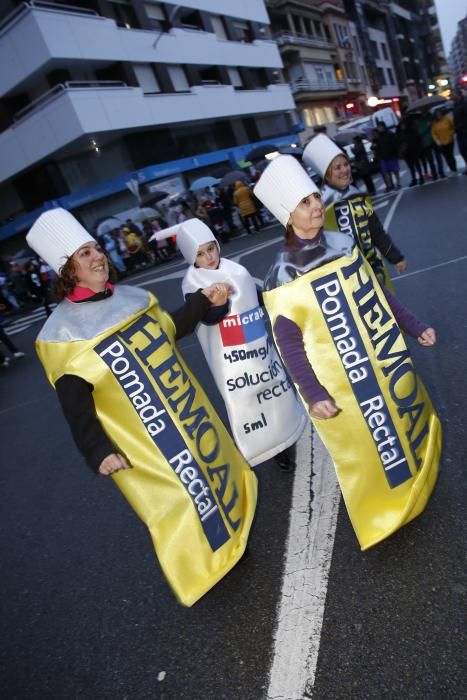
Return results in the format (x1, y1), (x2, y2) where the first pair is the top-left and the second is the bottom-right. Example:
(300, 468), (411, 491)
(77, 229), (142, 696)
(434, 0), (467, 53)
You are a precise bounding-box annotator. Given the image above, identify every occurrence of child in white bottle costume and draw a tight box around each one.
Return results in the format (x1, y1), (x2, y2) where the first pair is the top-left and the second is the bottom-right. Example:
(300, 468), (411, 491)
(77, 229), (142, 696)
(174, 218), (307, 470)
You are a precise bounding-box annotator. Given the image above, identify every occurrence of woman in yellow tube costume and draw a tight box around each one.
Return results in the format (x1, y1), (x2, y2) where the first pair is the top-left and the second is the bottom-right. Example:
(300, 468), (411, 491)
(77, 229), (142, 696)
(302, 133), (406, 290)
(253, 155), (441, 549)
(26, 208), (257, 606)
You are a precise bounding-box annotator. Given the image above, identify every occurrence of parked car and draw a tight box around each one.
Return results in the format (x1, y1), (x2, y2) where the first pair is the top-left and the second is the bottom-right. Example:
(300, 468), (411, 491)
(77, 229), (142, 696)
(338, 107), (399, 138)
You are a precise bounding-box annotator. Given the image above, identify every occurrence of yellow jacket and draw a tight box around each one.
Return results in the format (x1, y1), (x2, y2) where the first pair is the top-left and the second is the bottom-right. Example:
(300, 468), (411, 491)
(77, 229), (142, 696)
(431, 115), (455, 145)
(233, 181), (258, 217)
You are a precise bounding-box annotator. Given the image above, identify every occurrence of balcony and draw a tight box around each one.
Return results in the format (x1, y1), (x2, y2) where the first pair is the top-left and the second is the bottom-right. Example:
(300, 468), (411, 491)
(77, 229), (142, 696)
(0, 81), (295, 182)
(0, 3), (282, 96)
(273, 31), (334, 51)
(291, 78), (347, 96)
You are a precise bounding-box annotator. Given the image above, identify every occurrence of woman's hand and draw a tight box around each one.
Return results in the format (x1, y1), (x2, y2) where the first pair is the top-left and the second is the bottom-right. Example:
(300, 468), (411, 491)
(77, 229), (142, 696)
(202, 283), (233, 307)
(418, 327), (437, 346)
(395, 259), (407, 274)
(309, 399), (339, 420)
(98, 453), (131, 476)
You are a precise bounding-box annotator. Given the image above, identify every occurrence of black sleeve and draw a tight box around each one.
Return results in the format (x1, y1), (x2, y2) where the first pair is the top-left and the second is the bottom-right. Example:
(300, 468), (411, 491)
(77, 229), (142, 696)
(170, 288), (212, 340)
(55, 374), (115, 473)
(367, 212), (404, 264)
(184, 292), (229, 326)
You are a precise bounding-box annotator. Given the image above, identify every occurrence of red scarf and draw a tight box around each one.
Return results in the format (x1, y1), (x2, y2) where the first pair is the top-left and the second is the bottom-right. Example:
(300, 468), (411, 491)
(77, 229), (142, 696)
(66, 282), (115, 302)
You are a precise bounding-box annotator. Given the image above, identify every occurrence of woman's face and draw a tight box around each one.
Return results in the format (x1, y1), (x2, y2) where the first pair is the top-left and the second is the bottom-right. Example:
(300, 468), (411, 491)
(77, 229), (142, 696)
(327, 154), (352, 190)
(195, 241), (220, 269)
(290, 192), (325, 239)
(72, 241), (109, 291)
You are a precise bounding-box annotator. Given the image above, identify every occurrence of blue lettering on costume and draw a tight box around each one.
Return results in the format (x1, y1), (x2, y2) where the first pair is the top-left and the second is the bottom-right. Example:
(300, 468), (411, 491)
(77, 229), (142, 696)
(95, 314), (230, 550)
(312, 274), (412, 488)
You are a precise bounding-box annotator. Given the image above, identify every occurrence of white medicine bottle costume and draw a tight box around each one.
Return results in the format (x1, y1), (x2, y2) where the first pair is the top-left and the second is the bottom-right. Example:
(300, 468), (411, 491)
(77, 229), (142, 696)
(178, 219), (306, 466)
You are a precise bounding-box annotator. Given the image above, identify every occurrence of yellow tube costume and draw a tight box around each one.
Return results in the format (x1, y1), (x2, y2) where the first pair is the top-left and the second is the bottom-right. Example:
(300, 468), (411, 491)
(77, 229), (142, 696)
(323, 186), (392, 289)
(264, 243), (441, 550)
(36, 286), (257, 606)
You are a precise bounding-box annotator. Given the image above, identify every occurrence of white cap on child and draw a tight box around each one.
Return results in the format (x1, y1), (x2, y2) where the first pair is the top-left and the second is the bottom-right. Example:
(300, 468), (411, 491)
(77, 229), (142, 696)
(302, 133), (344, 178)
(176, 218), (218, 264)
(253, 155), (320, 227)
(26, 208), (95, 274)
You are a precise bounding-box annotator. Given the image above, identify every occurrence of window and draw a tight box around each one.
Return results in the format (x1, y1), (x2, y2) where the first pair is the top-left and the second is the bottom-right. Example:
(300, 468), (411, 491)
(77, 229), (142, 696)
(133, 64), (160, 93)
(377, 67), (386, 85)
(108, 0), (139, 29)
(178, 9), (204, 31)
(168, 65), (189, 91)
(302, 105), (335, 127)
(315, 67), (325, 84)
(211, 15), (227, 40)
(381, 43), (389, 60)
(233, 19), (253, 42)
(227, 67), (243, 87)
(387, 67), (395, 84)
(314, 21), (322, 37)
(370, 40), (380, 59)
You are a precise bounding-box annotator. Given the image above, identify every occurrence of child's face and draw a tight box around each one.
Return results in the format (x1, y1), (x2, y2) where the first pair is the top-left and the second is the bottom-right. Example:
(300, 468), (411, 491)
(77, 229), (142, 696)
(195, 241), (220, 270)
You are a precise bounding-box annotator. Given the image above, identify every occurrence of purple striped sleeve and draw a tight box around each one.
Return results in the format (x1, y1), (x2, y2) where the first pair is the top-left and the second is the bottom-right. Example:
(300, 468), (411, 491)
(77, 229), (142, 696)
(381, 285), (428, 338)
(274, 315), (330, 407)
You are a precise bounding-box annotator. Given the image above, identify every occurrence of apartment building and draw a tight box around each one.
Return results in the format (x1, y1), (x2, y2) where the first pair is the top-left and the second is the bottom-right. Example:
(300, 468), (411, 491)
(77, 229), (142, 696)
(449, 16), (467, 88)
(0, 0), (297, 246)
(266, 0), (370, 129)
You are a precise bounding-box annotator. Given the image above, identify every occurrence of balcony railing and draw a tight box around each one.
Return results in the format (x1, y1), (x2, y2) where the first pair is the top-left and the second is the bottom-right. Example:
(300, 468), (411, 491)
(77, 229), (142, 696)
(0, 0), (99, 33)
(273, 31), (334, 51)
(291, 78), (346, 94)
(13, 81), (127, 123)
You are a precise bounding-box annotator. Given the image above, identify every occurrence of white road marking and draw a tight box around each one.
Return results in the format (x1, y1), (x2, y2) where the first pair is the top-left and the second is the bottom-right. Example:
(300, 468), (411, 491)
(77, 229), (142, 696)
(373, 201), (389, 211)
(391, 255), (467, 282)
(383, 189), (403, 230)
(266, 424), (339, 700)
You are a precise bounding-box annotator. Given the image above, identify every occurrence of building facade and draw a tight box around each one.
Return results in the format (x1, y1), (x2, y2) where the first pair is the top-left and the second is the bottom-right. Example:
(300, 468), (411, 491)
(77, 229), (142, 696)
(266, 0), (370, 129)
(342, 0), (445, 107)
(449, 16), (467, 88)
(0, 0), (297, 246)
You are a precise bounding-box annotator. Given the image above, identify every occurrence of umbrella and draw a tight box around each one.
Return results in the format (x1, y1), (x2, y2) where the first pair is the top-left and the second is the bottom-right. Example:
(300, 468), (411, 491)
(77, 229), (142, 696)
(245, 144), (278, 161)
(10, 248), (36, 265)
(219, 170), (248, 187)
(279, 145), (303, 157)
(406, 95), (447, 112)
(95, 216), (123, 237)
(148, 224), (181, 244)
(139, 190), (170, 207)
(133, 207), (159, 222)
(189, 176), (221, 191)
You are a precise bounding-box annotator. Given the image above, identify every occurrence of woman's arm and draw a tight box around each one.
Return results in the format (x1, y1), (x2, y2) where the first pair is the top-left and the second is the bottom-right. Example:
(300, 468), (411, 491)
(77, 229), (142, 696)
(274, 315), (338, 418)
(380, 284), (436, 345)
(367, 212), (405, 269)
(55, 374), (128, 474)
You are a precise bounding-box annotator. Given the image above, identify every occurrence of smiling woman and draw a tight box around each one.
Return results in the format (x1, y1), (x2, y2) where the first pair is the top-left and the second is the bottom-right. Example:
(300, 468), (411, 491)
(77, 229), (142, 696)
(25, 208), (257, 606)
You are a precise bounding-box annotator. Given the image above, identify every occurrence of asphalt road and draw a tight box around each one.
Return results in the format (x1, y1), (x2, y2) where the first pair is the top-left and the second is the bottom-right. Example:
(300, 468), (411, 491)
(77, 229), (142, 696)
(1, 173), (466, 699)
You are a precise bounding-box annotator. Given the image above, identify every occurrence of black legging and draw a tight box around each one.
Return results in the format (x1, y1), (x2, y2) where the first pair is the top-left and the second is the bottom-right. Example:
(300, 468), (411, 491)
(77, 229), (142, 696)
(439, 142), (457, 173)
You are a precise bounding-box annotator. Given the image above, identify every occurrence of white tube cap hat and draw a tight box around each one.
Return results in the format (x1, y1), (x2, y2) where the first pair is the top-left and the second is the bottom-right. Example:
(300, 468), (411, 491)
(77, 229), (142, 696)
(253, 155), (319, 227)
(302, 133), (344, 177)
(26, 208), (95, 274)
(176, 218), (217, 264)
